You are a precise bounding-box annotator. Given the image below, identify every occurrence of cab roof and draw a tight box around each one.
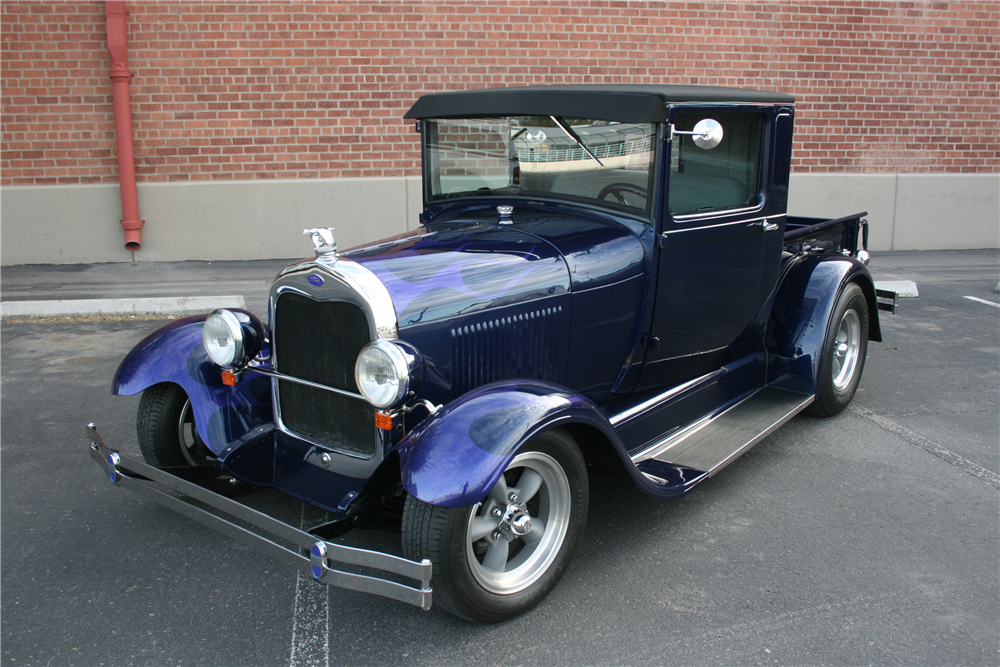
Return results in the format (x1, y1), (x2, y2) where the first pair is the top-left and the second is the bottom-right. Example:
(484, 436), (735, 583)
(404, 84), (795, 124)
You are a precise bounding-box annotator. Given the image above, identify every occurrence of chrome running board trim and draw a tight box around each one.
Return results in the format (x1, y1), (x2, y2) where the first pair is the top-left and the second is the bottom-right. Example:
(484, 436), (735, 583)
(632, 387), (814, 476)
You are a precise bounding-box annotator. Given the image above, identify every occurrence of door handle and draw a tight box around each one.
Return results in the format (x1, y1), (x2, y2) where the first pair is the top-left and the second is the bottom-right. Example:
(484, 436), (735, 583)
(757, 219), (780, 232)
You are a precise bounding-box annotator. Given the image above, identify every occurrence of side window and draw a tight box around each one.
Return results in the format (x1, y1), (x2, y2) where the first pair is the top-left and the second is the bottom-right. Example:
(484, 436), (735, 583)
(668, 112), (765, 217)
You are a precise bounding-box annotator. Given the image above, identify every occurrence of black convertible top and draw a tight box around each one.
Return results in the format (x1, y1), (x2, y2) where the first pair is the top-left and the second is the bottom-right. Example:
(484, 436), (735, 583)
(404, 84), (795, 123)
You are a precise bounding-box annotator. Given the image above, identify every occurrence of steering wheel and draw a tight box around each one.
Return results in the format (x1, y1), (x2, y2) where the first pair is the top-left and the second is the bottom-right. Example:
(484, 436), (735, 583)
(446, 186), (495, 197)
(597, 183), (648, 207)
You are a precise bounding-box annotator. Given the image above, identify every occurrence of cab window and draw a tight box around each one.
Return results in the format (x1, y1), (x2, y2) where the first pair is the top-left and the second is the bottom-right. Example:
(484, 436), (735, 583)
(425, 117), (657, 219)
(668, 112), (765, 217)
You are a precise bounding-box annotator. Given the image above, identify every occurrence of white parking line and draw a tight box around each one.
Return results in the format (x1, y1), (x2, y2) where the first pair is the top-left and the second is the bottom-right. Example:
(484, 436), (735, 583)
(964, 296), (1000, 309)
(289, 505), (329, 667)
(850, 404), (1000, 489)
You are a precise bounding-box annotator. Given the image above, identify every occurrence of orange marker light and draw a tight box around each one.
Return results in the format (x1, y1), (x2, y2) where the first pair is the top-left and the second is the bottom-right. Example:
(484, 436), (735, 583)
(221, 370), (238, 386)
(374, 411), (393, 430)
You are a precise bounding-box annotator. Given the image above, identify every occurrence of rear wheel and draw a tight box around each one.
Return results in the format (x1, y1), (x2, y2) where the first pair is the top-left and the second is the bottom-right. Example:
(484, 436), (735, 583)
(136, 383), (215, 468)
(402, 429), (588, 622)
(807, 282), (869, 417)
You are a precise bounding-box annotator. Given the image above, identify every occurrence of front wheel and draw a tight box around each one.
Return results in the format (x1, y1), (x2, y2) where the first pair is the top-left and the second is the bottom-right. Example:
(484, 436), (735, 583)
(807, 282), (869, 417)
(402, 429), (588, 622)
(136, 383), (215, 468)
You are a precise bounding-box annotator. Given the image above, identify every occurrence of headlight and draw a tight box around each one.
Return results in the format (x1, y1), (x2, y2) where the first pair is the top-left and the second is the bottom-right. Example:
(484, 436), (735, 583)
(203, 309), (264, 368)
(354, 340), (419, 409)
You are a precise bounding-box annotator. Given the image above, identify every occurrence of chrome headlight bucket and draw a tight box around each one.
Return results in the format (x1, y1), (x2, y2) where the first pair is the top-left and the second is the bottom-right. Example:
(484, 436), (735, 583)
(354, 339), (423, 409)
(203, 309), (265, 368)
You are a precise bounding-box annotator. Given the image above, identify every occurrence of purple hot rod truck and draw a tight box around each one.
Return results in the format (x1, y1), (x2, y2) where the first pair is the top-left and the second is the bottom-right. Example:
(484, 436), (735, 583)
(88, 85), (898, 622)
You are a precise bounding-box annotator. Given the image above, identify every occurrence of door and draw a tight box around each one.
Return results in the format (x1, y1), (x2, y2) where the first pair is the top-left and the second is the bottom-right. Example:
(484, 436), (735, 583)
(636, 109), (773, 391)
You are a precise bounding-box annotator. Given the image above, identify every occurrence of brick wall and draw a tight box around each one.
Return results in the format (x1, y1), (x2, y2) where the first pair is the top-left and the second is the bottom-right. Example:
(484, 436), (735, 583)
(2, 1), (997, 187)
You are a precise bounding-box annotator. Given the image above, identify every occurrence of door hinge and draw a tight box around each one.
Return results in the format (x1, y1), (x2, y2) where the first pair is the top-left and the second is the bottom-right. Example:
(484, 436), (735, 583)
(657, 233), (668, 249)
(640, 334), (660, 350)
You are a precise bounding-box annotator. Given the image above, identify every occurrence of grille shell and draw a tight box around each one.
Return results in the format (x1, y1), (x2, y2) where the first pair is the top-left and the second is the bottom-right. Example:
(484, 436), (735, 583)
(273, 291), (379, 458)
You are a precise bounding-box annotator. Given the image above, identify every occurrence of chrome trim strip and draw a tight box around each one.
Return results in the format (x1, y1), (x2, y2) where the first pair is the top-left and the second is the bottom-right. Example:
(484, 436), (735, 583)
(609, 368), (724, 426)
(670, 203), (767, 224)
(248, 363), (365, 401)
(665, 213), (786, 233)
(630, 412), (714, 463)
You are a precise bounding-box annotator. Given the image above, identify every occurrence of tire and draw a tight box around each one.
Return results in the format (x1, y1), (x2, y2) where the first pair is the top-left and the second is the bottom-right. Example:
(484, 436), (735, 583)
(807, 282), (869, 417)
(402, 428), (589, 622)
(136, 383), (215, 468)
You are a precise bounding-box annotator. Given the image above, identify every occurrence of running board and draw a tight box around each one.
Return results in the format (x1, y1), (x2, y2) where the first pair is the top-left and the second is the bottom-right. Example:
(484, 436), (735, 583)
(633, 387), (814, 477)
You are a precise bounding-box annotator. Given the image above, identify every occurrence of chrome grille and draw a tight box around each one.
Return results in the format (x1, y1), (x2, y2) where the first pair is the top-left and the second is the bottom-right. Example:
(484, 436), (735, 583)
(273, 292), (379, 457)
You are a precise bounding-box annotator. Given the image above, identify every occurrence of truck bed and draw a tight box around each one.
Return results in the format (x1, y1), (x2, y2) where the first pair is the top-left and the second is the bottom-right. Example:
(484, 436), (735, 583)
(784, 212), (867, 255)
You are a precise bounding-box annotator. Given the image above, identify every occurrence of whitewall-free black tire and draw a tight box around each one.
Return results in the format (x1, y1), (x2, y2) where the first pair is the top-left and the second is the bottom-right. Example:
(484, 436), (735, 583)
(402, 428), (588, 622)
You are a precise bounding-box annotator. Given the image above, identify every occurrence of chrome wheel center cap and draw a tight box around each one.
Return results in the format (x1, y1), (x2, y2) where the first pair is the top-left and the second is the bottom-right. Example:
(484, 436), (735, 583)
(496, 501), (533, 540)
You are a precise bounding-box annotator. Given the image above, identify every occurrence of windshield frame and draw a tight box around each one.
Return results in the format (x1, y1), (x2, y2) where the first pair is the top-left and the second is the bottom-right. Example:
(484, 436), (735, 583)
(421, 116), (661, 223)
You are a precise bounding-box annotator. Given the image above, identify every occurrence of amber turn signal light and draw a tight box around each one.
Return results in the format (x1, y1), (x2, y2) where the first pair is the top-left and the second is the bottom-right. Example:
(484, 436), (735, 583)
(221, 370), (239, 386)
(374, 411), (393, 430)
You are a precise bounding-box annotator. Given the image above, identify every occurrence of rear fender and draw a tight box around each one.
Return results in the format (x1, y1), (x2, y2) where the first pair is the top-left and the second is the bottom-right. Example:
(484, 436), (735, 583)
(112, 315), (273, 454)
(397, 380), (619, 507)
(767, 255), (881, 394)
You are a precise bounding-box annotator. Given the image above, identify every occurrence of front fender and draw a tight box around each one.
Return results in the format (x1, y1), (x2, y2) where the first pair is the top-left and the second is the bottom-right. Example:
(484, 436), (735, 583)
(113, 315), (272, 454)
(767, 255), (880, 394)
(397, 380), (618, 508)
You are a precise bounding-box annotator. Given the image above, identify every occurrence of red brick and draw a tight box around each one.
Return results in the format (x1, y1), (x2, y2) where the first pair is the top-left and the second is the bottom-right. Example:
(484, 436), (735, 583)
(1, 0), (997, 185)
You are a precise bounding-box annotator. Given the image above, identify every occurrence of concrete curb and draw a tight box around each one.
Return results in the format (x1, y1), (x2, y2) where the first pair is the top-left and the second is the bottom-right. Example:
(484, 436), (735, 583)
(874, 280), (919, 298)
(0, 295), (246, 320)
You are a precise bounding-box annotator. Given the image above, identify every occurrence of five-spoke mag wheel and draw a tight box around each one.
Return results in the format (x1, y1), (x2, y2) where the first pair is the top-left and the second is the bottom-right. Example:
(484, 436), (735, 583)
(465, 449), (572, 595)
(402, 428), (588, 622)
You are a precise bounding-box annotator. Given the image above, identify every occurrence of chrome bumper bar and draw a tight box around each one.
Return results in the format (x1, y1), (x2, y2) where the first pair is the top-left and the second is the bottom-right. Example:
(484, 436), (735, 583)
(86, 423), (432, 610)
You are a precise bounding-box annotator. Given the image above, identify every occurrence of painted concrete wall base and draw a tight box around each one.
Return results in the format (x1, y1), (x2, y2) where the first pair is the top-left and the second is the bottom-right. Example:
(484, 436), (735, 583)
(788, 173), (999, 251)
(1, 176), (423, 265)
(2, 173), (997, 265)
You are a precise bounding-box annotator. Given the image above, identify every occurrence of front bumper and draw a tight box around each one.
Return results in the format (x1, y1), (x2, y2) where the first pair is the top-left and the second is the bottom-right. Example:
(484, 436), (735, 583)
(86, 423), (432, 610)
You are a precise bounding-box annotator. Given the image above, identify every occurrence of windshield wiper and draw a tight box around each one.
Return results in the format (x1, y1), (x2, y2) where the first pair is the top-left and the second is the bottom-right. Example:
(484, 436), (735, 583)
(549, 116), (604, 167)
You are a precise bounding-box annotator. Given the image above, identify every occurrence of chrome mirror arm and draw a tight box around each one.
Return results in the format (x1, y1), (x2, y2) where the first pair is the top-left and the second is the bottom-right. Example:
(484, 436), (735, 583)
(668, 118), (724, 149)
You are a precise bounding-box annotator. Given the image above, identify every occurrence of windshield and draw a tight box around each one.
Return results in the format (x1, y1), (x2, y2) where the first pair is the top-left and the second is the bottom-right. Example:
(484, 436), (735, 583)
(425, 117), (657, 219)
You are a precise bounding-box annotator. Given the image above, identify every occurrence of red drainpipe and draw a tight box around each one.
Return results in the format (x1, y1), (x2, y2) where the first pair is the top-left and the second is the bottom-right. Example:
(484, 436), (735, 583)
(105, 0), (144, 252)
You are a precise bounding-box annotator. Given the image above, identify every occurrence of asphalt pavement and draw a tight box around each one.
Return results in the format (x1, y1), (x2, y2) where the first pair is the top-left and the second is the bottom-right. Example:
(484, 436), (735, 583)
(1, 249), (998, 666)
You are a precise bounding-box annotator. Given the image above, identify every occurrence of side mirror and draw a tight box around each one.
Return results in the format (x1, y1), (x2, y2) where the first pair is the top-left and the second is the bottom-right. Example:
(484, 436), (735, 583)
(670, 118), (724, 149)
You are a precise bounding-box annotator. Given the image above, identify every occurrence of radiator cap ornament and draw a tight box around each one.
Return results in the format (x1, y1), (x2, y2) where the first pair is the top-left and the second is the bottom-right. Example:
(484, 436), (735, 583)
(303, 227), (338, 258)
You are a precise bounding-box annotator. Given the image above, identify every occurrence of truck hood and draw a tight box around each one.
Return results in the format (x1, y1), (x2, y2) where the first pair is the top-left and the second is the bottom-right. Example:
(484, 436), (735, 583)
(345, 222), (570, 328)
(344, 207), (646, 328)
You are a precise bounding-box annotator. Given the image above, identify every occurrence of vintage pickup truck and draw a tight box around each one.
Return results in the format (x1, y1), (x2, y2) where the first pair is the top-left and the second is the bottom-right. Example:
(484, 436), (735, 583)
(89, 85), (897, 622)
